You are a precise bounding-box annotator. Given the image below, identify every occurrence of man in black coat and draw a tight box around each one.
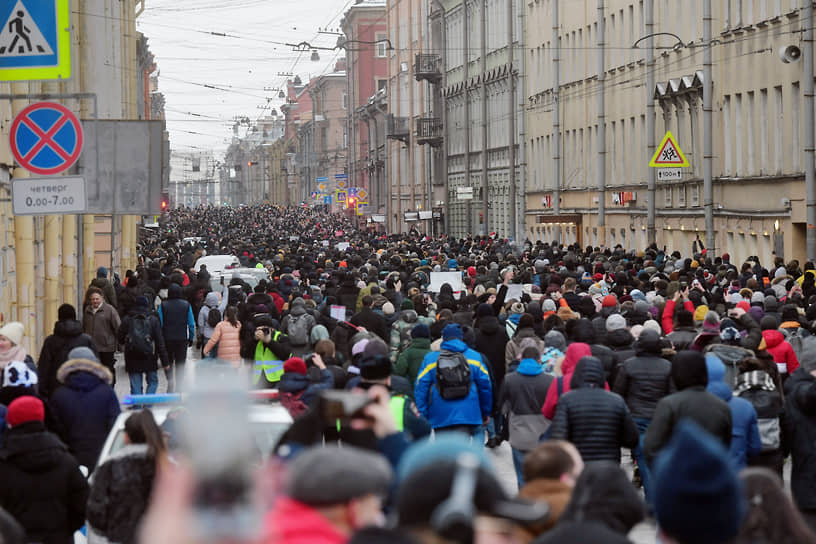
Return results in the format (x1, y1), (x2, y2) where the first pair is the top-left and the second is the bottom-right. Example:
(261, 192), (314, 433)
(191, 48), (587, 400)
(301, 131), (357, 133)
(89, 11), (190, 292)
(612, 329), (674, 503)
(157, 283), (195, 392)
(783, 366), (816, 531)
(48, 347), (121, 471)
(118, 297), (169, 395)
(643, 350), (732, 465)
(0, 396), (89, 544)
(350, 295), (389, 342)
(37, 304), (98, 399)
(549, 356), (639, 463)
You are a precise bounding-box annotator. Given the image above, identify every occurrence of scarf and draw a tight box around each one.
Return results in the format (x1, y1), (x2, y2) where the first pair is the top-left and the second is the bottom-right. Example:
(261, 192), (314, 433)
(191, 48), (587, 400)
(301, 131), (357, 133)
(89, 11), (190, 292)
(734, 370), (776, 397)
(0, 345), (28, 368)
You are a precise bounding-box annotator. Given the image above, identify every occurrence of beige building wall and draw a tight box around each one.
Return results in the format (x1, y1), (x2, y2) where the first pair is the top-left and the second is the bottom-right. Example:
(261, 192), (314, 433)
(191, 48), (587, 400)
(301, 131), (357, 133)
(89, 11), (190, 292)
(526, 0), (810, 265)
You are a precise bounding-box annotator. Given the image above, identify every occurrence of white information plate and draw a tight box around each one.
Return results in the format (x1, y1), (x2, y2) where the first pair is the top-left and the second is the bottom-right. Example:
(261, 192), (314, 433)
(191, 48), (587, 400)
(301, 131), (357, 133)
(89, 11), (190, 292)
(12, 176), (87, 215)
(657, 168), (682, 181)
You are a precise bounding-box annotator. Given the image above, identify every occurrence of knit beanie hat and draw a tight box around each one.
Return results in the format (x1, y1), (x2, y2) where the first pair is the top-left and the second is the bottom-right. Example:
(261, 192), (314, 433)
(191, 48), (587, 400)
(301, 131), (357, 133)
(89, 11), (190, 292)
(1, 361), (38, 388)
(642, 320), (662, 335)
(602, 294), (618, 308)
(605, 313), (627, 332)
(544, 330), (566, 352)
(0, 322), (24, 346)
(6, 395), (45, 426)
(283, 357), (307, 375)
(401, 299), (415, 311)
(476, 303), (494, 318)
(411, 323), (431, 339)
(67, 346), (99, 363)
(760, 315), (779, 331)
(693, 305), (709, 323)
(518, 313), (535, 330)
(382, 302), (395, 316)
(442, 323), (463, 340)
(653, 420), (746, 544)
(751, 291), (765, 305)
(702, 311), (721, 333)
(736, 301), (751, 313)
(57, 304), (76, 321)
(542, 299), (557, 313)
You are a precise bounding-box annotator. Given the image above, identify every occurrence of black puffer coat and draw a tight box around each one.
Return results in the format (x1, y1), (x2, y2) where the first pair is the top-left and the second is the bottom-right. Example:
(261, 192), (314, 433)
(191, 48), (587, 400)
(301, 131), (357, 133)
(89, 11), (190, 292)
(86, 444), (157, 544)
(549, 357), (639, 463)
(37, 319), (98, 399)
(474, 315), (509, 389)
(0, 422), (89, 544)
(783, 368), (816, 509)
(612, 330), (675, 419)
(605, 328), (636, 384)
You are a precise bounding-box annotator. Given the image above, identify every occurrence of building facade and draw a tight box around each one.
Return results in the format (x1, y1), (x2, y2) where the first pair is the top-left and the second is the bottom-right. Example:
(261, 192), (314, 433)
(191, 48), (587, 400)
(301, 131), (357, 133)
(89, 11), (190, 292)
(383, 0), (445, 234)
(342, 0), (389, 209)
(526, 0), (812, 264)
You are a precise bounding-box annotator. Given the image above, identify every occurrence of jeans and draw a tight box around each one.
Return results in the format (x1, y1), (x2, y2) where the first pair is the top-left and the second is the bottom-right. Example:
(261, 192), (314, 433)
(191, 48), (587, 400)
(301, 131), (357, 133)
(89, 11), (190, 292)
(511, 447), (527, 489)
(165, 340), (188, 392)
(436, 424), (485, 449)
(632, 416), (653, 504)
(128, 371), (158, 395)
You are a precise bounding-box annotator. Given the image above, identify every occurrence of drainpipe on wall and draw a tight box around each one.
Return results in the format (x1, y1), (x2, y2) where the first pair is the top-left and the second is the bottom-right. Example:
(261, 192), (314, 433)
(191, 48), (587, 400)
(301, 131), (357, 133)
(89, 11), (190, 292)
(646, 0), (657, 245)
(703, 0), (715, 252)
(597, 0), (606, 243)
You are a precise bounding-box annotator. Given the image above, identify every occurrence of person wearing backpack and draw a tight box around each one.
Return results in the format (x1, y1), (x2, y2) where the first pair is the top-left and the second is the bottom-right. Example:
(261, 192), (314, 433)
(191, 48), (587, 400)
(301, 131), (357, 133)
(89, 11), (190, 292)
(414, 323), (492, 438)
(280, 297), (316, 358)
(118, 296), (169, 395)
(278, 355), (333, 418)
(157, 284), (196, 392)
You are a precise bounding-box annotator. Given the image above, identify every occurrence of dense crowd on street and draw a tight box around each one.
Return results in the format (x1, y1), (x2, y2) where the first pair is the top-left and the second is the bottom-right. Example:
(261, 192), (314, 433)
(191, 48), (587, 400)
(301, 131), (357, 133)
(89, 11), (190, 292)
(1, 203), (816, 543)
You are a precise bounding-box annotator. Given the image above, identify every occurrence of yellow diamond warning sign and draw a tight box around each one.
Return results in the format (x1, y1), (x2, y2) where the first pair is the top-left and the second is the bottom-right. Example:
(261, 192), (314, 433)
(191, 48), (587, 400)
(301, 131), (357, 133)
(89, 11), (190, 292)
(649, 131), (690, 168)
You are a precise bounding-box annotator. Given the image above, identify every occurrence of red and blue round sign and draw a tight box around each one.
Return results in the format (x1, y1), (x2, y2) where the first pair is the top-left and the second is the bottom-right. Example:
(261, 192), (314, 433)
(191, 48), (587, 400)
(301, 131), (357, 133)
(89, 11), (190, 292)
(9, 101), (83, 176)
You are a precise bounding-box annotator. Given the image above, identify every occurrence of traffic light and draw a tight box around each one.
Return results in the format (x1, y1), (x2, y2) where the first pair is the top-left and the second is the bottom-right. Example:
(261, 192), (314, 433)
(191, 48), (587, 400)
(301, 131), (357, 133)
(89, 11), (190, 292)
(248, 161), (258, 166)
(347, 195), (357, 209)
(160, 191), (169, 212)
(161, 199), (167, 211)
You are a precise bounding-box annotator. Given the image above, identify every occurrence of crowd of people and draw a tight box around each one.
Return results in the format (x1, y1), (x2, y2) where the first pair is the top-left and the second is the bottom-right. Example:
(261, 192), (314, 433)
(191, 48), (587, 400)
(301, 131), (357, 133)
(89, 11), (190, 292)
(1, 203), (816, 543)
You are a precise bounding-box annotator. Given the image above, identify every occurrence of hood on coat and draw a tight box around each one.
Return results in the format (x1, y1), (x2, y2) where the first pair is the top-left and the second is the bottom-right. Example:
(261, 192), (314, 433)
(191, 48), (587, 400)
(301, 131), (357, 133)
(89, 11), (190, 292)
(761, 329), (786, 349)
(399, 310), (419, 325)
(672, 350), (709, 390)
(168, 283), (183, 299)
(571, 319), (598, 344)
(560, 461), (646, 535)
(204, 291), (220, 308)
(278, 372), (310, 394)
(476, 315), (501, 335)
(57, 357), (113, 386)
(635, 329), (664, 355)
(54, 319), (84, 338)
(289, 301), (307, 317)
(705, 354), (733, 401)
(570, 356), (605, 389)
(606, 328), (634, 349)
(562, 343), (592, 377)
(440, 338), (468, 353)
(0, 423), (70, 472)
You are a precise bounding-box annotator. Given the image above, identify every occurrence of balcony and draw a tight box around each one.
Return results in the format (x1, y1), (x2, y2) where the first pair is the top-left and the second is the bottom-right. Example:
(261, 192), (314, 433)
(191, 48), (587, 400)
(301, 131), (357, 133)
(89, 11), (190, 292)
(386, 114), (410, 143)
(415, 117), (443, 147)
(414, 53), (442, 83)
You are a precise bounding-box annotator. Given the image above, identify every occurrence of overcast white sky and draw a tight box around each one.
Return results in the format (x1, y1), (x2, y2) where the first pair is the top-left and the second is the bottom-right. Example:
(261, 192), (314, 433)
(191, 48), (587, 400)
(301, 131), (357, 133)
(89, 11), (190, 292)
(137, 0), (355, 156)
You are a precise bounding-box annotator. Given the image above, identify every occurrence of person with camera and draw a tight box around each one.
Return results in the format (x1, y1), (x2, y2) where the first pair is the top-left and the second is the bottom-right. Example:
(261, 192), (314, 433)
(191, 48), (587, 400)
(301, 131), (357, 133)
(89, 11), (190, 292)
(251, 315), (292, 389)
(279, 354), (334, 418)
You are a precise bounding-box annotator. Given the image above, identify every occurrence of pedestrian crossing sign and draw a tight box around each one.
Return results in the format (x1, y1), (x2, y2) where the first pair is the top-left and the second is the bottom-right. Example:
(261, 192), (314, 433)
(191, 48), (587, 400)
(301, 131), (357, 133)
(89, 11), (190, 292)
(0, 0), (71, 81)
(649, 131), (689, 168)
(336, 191), (346, 202)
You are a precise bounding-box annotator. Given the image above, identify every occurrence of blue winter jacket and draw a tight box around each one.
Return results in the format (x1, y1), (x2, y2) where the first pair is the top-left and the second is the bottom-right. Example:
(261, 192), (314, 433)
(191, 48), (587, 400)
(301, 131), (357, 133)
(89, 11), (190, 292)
(414, 338), (493, 429)
(706, 355), (762, 469)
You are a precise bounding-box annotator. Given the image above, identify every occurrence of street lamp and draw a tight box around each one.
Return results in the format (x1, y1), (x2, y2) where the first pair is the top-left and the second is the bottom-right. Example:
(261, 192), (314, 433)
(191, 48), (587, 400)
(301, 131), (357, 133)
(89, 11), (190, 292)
(286, 37), (394, 62)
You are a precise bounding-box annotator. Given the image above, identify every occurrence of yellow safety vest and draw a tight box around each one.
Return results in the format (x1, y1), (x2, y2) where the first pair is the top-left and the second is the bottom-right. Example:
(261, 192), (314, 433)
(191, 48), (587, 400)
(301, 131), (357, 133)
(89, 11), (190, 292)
(390, 395), (406, 432)
(253, 332), (285, 385)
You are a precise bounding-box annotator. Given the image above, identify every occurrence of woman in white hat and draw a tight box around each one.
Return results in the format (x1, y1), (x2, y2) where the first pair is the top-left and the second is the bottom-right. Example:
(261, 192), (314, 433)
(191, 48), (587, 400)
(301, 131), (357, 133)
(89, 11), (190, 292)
(0, 322), (33, 373)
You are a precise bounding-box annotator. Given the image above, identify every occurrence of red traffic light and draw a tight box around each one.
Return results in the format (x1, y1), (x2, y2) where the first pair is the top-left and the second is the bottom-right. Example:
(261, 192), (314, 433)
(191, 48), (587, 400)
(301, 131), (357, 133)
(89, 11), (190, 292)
(161, 199), (168, 210)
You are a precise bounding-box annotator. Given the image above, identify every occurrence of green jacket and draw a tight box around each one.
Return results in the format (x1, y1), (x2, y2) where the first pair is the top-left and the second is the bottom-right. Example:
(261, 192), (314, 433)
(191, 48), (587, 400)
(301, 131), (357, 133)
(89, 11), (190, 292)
(394, 337), (431, 386)
(389, 310), (434, 362)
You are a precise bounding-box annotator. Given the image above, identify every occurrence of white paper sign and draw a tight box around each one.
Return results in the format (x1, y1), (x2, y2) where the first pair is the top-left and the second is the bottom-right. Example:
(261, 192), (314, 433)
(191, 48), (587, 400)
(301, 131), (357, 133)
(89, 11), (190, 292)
(429, 272), (465, 293)
(336, 242), (350, 251)
(506, 284), (524, 301)
(330, 305), (346, 321)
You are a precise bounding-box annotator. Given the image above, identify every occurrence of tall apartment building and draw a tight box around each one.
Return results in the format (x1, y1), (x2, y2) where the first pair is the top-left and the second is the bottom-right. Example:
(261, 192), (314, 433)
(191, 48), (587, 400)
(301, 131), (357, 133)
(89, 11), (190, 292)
(342, 0), (389, 206)
(382, 0), (445, 234)
(526, 0), (811, 264)
(436, 0), (524, 238)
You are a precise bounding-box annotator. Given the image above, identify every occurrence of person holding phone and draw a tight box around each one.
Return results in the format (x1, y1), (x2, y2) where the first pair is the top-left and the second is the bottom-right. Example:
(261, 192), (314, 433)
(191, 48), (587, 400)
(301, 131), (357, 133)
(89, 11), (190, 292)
(251, 315), (292, 389)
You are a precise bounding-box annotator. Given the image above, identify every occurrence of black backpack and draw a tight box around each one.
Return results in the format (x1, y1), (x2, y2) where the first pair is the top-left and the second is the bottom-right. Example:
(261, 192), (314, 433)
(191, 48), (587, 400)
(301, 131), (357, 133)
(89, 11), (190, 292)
(207, 308), (222, 328)
(435, 350), (471, 400)
(126, 314), (156, 356)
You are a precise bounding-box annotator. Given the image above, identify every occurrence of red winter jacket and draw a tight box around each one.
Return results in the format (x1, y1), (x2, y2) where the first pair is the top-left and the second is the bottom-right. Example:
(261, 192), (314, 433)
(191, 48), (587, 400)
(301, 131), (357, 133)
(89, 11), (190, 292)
(661, 298), (694, 335)
(541, 343), (613, 420)
(265, 497), (348, 544)
(761, 329), (800, 375)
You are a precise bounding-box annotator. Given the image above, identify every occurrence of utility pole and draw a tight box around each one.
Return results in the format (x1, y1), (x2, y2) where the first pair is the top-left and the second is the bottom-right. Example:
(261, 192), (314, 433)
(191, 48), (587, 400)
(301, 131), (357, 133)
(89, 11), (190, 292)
(508, 0), (517, 240)
(703, 0), (715, 252)
(646, 0), (657, 245)
(597, 0), (606, 243)
(803, 0), (815, 260)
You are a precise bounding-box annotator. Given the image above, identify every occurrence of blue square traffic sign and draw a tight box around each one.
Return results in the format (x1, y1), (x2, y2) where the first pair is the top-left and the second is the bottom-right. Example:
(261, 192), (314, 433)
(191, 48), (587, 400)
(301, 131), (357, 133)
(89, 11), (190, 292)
(0, 0), (71, 81)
